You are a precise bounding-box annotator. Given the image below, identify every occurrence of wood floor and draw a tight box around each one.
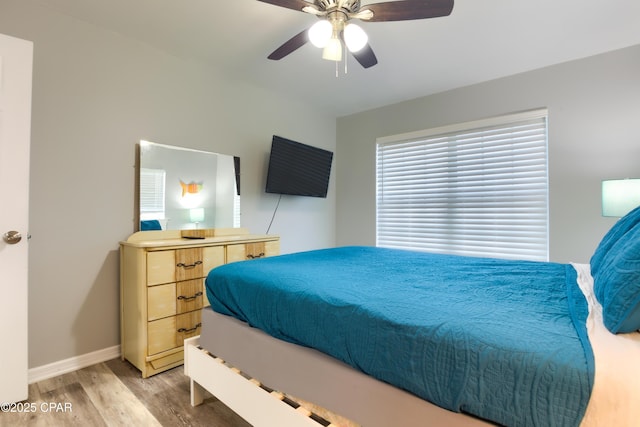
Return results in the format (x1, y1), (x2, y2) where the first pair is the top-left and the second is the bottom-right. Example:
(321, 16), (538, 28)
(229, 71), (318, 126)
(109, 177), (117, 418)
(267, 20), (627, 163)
(0, 358), (251, 427)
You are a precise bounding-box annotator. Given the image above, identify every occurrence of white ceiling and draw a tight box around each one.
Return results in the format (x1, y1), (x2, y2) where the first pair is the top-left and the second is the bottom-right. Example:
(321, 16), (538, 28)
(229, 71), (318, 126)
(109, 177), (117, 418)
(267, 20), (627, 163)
(35, 0), (640, 117)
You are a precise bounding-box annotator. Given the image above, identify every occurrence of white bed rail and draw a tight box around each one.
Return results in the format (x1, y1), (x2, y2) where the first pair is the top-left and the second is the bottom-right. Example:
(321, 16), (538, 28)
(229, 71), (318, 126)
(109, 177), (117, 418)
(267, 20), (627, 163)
(184, 336), (321, 427)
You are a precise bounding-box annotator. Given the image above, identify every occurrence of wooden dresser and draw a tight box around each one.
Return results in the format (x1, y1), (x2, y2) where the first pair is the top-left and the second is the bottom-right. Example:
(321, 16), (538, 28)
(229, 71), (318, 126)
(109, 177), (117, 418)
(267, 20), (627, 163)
(120, 228), (280, 377)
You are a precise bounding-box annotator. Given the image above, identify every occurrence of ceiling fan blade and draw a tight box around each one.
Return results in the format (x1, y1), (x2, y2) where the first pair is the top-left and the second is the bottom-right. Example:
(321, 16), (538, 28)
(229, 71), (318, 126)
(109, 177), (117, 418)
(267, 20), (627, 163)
(351, 44), (378, 68)
(362, 0), (454, 22)
(256, 0), (316, 13)
(267, 29), (309, 60)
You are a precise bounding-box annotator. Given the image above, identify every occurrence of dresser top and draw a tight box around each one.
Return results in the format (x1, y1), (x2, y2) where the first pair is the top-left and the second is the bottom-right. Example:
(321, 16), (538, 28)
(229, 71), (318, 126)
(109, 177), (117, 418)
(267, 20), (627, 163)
(120, 229), (279, 249)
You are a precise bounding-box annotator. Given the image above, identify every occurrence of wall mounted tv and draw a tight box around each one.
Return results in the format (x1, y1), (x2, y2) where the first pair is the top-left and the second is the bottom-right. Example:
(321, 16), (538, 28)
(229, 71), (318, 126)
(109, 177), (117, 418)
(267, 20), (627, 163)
(265, 135), (333, 198)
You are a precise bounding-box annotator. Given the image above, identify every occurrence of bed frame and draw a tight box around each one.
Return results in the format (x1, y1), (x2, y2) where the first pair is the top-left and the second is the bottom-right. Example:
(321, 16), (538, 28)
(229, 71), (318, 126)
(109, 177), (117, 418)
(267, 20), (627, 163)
(185, 307), (493, 427)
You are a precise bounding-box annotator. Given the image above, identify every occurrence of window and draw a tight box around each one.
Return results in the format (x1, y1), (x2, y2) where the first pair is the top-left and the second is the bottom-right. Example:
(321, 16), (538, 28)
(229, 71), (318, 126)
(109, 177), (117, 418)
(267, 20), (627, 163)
(140, 168), (166, 220)
(376, 109), (548, 261)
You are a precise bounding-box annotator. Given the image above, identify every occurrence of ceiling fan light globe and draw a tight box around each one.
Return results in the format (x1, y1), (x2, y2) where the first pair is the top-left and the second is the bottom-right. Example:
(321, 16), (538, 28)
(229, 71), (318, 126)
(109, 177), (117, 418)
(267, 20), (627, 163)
(308, 20), (332, 48)
(322, 37), (343, 61)
(344, 23), (368, 52)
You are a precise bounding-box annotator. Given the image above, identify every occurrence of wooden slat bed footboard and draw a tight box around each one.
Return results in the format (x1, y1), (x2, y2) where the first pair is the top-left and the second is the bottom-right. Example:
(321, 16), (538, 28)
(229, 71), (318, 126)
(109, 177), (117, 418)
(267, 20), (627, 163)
(184, 309), (493, 427)
(184, 336), (323, 427)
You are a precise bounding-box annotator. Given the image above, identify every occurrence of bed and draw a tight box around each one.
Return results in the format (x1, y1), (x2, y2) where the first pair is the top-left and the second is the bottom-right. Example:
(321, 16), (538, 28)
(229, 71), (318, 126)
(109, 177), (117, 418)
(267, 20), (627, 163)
(185, 207), (640, 426)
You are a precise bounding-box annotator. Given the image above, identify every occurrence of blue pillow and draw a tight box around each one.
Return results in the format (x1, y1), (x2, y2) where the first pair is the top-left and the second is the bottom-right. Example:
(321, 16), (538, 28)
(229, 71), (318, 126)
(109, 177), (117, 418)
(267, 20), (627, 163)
(593, 221), (640, 333)
(590, 205), (640, 276)
(140, 219), (162, 231)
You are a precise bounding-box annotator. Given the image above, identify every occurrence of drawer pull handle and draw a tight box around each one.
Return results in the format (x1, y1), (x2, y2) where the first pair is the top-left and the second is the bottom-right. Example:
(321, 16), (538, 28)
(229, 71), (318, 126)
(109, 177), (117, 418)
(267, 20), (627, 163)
(176, 260), (203, 269)
(247, 253), (265, 259)
(178, 323), (202, 333)
(177, 291), (203, 301)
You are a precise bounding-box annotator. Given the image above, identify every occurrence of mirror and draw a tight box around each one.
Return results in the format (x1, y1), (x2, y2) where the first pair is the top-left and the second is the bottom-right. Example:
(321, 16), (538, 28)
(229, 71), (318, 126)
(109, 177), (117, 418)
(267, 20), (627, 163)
(136, 141), (240, 231)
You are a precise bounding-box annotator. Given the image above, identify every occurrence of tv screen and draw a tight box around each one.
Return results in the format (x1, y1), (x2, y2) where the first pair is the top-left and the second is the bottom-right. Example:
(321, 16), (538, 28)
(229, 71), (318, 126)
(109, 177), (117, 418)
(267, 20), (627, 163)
(265, 135), (333, 198)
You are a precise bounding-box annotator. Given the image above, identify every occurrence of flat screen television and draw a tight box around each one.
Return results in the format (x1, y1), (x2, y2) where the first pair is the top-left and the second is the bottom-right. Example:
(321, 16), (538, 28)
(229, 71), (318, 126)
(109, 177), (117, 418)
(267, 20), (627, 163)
(265, 135), (333, 198)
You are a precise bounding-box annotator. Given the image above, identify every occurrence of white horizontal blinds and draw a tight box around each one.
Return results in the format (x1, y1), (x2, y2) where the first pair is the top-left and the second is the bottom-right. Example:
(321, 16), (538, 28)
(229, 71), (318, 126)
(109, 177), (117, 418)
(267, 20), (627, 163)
(376, 111), (549, 261)
(140, 168), (166, 219)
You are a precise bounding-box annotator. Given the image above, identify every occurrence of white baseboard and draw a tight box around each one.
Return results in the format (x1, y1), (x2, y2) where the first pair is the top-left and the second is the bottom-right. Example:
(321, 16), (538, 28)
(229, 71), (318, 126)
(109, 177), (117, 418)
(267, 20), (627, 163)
(28, 345), (121, 384)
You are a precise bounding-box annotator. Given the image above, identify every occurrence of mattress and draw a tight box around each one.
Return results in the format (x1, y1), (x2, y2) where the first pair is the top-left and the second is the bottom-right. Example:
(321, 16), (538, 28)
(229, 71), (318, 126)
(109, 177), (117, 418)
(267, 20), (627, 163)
(205, 246), (594, 426)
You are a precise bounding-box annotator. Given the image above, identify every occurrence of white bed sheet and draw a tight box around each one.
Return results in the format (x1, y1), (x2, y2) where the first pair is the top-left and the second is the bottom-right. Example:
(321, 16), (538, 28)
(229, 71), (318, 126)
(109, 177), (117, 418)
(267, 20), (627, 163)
(573, 263), (640, 426)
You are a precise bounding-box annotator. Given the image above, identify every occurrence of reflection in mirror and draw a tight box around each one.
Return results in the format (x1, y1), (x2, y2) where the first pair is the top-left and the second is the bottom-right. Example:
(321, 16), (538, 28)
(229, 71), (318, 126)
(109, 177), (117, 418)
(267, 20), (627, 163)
(137, 141), (240, 231)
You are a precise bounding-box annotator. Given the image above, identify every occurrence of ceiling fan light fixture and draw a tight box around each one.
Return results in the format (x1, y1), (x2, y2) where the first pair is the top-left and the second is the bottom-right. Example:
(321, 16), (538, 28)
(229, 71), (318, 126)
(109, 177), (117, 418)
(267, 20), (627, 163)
(260, 0), (454, 69)
(344, 23), (368, 52)
(322, 37), (343, 61)
(308, 20), (333, 48)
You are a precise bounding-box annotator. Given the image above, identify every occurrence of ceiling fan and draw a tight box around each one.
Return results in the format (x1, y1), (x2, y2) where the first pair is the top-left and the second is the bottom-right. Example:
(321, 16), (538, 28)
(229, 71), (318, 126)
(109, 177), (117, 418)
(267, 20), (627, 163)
(258, 0), (454, 69)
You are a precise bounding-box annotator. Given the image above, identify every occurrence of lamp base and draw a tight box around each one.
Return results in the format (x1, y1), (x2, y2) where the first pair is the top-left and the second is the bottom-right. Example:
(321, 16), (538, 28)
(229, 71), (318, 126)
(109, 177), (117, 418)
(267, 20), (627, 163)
(181, 229), (215, 239)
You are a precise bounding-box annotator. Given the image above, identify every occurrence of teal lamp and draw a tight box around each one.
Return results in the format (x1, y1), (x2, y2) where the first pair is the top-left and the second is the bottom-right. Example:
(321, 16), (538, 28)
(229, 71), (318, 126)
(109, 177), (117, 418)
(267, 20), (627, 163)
(189, 208), (205, 228)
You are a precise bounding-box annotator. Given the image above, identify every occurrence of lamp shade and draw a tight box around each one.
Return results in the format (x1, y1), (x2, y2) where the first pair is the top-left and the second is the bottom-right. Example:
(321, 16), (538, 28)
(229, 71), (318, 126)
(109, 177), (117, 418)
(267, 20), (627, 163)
(189, 207), (205, 223)
(602, 178), (640, 217)
(322, 37), (343, 61)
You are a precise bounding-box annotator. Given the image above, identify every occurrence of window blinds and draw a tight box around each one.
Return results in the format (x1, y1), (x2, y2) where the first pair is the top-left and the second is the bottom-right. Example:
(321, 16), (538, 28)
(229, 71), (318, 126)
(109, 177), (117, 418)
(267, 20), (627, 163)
(140, 168), (166, 219)
(376, 110), (548, 261)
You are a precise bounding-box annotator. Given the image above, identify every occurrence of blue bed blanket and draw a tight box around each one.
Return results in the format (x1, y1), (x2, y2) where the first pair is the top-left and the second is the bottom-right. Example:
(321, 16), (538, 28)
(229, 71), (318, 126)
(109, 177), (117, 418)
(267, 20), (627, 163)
(206, 246), (594, 426)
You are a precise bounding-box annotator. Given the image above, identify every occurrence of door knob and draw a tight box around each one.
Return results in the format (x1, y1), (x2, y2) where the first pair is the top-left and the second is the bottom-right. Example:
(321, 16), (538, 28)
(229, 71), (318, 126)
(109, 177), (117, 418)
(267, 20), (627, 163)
(3, 231), (22, 244)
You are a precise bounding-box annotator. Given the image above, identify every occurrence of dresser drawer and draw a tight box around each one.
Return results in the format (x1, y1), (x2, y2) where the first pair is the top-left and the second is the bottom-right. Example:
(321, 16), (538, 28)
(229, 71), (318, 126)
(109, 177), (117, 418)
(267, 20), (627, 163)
(176, 279), (204, 313)
(175, 248), (204, 281)
(227, 242), (266, 262)
(147, 248), (206, 286)
(147, 283), (176, 321)
(203, 246), (225, 273)
(147, 311), (202, 355)
(147, 251), (175, 286)
(147, 279), (204, 321)
(227, 241), (281, 263)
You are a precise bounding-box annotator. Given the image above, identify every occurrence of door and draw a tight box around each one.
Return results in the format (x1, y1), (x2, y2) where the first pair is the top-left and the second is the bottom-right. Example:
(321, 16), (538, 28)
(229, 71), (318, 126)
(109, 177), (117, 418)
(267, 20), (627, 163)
(0, 33), (33, 403)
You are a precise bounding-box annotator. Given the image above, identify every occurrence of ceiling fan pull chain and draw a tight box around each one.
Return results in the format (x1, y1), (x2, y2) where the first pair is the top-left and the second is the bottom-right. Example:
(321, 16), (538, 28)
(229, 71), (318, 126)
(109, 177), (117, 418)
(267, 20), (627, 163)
(344, 49), (348, 74)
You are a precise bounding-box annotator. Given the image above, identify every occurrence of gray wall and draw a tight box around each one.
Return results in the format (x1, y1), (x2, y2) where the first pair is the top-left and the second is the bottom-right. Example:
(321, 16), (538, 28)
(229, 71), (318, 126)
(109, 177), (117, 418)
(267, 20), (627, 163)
(0, 1), (336, 368)
(336, 44), (640, 264)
